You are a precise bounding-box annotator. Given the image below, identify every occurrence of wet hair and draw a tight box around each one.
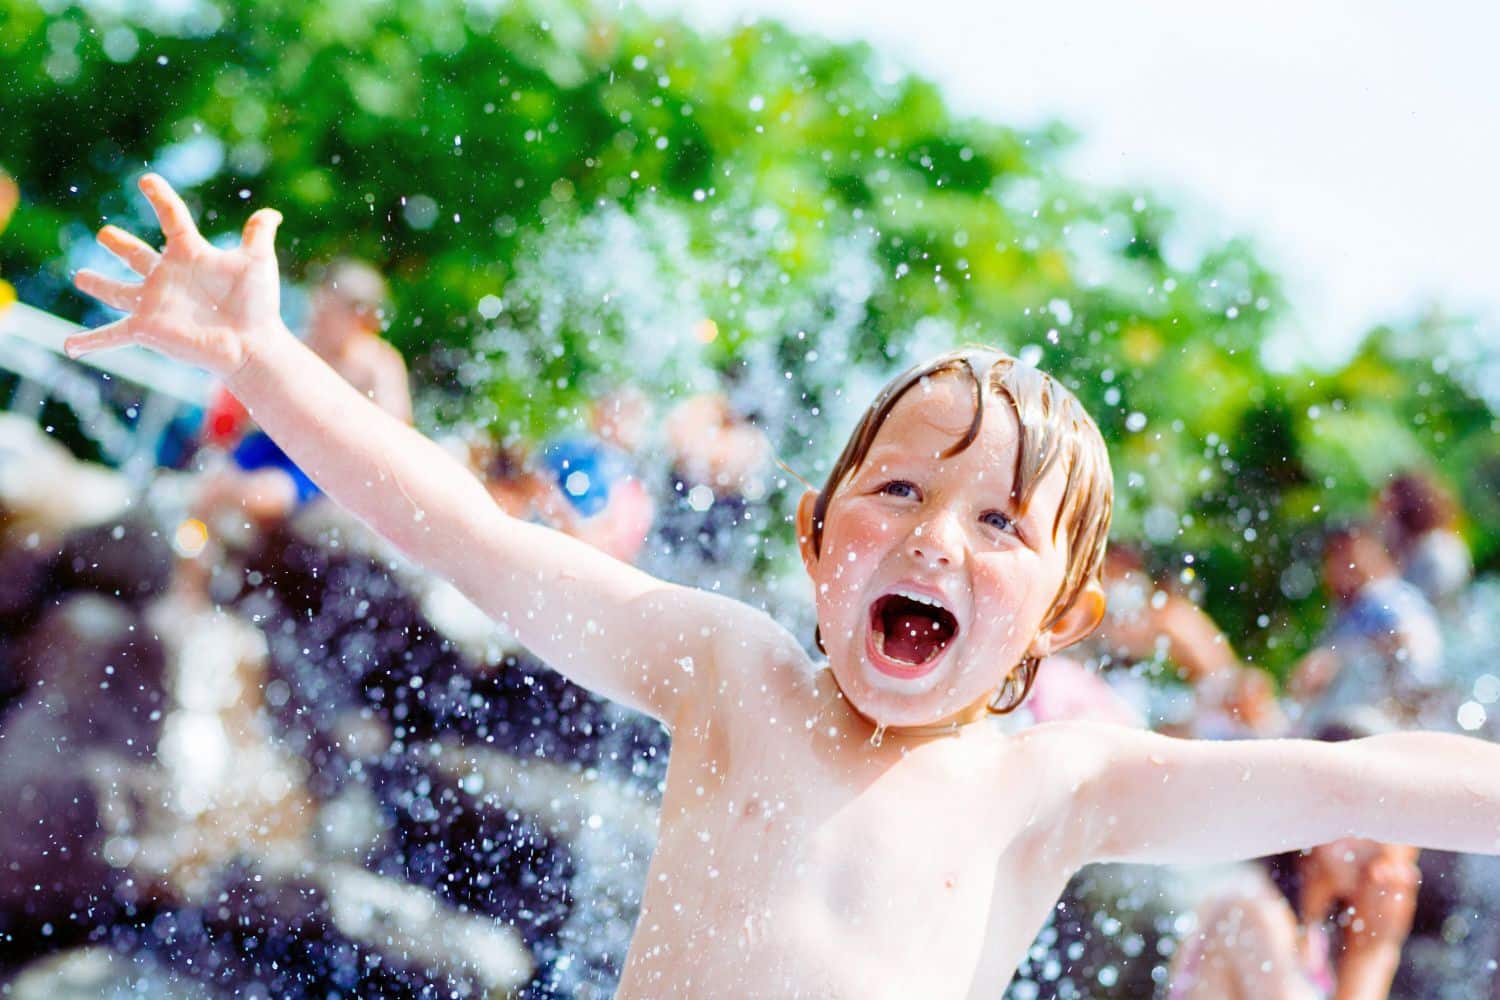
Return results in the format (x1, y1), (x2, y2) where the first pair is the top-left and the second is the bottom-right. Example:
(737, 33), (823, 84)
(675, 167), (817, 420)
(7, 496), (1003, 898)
(809, 347), (1114, 712)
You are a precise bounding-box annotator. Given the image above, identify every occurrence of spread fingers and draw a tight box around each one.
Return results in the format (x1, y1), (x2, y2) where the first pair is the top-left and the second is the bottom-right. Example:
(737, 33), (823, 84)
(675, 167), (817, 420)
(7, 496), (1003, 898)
(139, 173), (202, 245)
(63, 319), (136, 360)
(73, 269), (142, 312)
(97, 224), (160, 276)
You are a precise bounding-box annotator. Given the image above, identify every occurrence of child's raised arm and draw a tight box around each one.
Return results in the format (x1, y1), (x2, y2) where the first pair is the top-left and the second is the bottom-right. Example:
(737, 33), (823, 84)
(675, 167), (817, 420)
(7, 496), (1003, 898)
(66, 175), (774, 725)
(1038, 721), (1500, 867)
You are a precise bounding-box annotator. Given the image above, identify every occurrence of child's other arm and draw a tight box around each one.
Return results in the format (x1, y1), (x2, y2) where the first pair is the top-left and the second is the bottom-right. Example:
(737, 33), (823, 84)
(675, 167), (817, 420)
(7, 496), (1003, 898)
(66, 175), (768, 724)
(1048, 722), (1500, 866)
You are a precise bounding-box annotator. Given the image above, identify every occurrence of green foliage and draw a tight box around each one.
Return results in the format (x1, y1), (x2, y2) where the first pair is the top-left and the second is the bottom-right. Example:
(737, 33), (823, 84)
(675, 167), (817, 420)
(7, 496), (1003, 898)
(1, 0), (1495, 673)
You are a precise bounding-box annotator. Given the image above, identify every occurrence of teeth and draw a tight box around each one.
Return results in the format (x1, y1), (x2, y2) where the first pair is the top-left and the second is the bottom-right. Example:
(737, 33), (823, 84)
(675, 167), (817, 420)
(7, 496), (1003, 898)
(891, 588), (948, 612)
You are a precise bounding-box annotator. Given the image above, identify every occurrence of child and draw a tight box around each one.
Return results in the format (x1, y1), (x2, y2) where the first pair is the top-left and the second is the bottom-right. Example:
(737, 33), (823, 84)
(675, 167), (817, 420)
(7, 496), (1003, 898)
(68, 175), (1500, 998)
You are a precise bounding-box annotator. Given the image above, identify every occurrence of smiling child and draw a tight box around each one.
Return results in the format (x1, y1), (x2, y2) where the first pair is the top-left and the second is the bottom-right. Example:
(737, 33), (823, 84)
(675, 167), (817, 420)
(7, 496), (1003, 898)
(66, 176), (1500, 998)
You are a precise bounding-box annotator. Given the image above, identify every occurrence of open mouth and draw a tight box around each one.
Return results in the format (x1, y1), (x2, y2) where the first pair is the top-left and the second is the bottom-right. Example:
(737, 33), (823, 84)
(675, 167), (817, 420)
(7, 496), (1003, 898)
(868, 590), (959, 672)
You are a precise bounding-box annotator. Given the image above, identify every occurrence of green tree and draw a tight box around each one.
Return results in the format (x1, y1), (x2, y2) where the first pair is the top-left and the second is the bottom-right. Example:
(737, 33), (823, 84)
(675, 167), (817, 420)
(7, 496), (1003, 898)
(1, 0), (1493, 674)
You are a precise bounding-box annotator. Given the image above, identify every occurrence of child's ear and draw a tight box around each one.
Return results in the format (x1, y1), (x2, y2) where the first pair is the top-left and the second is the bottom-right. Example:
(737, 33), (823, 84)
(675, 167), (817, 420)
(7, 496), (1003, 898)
(795, 488), (820, 573)
(1027, 579), (1106, 659)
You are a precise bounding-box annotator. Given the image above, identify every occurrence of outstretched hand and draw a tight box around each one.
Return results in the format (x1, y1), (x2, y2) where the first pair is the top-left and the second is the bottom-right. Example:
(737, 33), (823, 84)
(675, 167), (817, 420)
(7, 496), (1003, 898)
(65, 174), (287, 378)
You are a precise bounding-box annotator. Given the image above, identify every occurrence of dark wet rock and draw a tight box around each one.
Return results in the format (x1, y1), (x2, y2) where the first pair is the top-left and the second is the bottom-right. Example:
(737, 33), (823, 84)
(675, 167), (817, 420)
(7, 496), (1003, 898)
(656, 469), (757, 567)
(235, 524), (668, 788)
(0, 704), (156, 972)
(119, 866), (431, 999)
(372, 765), (575, 946)
(53, 515), (173, 606)
(3, 946), (207, 1000)
(115, 861), (532, 999)
(226, 524), (657, 996)
(1013, 868), (1171, 1000)
(0, 541), (57, 629)
(0, 646), (21, 717)
(4, 595), (166, 758)
(0, 595), (168, 972)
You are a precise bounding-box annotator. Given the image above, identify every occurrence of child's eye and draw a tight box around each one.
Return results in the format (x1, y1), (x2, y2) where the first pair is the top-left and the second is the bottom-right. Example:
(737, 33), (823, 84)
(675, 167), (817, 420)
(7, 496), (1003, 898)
(981, 510), (1016, 533)
(879, 480), (919, 500)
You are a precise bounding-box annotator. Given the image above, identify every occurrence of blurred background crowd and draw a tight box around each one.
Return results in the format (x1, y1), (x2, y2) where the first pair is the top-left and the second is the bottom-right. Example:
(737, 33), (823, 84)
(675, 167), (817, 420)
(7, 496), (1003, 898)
(2, 1), (1499, 997)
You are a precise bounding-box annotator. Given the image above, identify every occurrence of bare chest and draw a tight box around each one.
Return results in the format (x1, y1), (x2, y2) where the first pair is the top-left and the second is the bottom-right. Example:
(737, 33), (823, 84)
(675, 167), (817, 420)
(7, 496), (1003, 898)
(623, 729), (1061, 998)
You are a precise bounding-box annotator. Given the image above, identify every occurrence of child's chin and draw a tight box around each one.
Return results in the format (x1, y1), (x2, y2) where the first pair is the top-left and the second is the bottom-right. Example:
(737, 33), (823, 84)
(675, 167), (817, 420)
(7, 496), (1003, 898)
(838, 664), (953, 726)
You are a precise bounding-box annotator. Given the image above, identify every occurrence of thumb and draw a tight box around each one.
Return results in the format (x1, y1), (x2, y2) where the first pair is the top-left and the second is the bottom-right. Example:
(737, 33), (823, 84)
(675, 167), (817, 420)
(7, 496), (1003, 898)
(242, 208), (283, 258)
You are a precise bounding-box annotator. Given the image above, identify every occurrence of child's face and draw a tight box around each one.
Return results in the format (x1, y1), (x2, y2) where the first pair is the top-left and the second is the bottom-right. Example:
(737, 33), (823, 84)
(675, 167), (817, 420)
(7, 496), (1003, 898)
(799, 374), (1098, 728)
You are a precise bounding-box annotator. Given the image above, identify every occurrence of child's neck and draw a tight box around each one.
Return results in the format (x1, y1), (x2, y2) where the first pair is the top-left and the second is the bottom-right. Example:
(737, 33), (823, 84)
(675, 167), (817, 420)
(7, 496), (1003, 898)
(821, 670), (993, 742)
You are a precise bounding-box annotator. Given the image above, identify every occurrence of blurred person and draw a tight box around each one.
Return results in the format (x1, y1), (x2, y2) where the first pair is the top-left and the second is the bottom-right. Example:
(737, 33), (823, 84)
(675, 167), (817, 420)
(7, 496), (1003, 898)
(0, 166), (17, 311)
(591, 385), (652, 454)
(1070, 544), (1284, 735)
(538, 387), (656, 564)
(663, 391), (770, 495)
(1170, 834), (1420, 1000)
(1025, 653), (1146, 728)
(471, 428), (654, 566)
(197, 257), (412, 516)
(655, 391), (771, 568)
(1170, 715), (1422, 1000)
(0, 167), (16, 230)
(476, 440), (561, 522)
(302, 257), (413, 422)
(1291, 524), (1445, 731)
(173, 259), (416, 601)
(423, 431), (655, 660)
(1378, 471), (1472, 609)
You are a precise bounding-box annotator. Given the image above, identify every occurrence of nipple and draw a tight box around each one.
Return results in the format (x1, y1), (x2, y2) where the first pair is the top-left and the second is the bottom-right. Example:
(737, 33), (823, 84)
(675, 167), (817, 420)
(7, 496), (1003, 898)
(869, 724), (887, 748)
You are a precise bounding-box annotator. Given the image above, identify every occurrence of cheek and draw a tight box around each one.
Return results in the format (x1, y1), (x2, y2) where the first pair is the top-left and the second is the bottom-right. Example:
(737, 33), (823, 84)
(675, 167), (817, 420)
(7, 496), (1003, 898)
(970, 554), (1052, 637)
(818, 505), (896, 597)
(835, 504), (896, 552)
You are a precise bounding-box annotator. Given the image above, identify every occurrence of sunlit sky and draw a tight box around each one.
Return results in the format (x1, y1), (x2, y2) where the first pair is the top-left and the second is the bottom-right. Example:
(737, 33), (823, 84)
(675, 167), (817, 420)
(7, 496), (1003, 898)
(646, 0), (1500, 369)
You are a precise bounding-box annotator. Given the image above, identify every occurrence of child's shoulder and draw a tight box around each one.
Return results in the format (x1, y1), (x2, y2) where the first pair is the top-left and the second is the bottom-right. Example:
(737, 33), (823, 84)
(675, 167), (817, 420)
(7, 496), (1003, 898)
(1011, 717), (1127, 754)
(666, 597), (819, 749)
(690, 595), (816, 693)
(732, 614), (816, 693)
(1003, 719), (1134, 795)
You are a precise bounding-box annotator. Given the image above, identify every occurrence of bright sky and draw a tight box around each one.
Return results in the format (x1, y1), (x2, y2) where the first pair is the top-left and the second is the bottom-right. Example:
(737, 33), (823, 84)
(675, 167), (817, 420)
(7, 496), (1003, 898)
(645, 0), (1500, 368)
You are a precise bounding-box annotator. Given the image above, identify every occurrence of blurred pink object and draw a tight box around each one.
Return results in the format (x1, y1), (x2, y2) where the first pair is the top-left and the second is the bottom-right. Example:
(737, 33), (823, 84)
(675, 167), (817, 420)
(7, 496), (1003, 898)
(574, 476), (656, 565)
(1028, 655), (1144, 727)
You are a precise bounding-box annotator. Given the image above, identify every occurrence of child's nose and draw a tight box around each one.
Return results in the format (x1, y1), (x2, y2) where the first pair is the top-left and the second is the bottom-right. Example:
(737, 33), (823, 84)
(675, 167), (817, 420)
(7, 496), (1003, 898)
(909, 515), (963, 567)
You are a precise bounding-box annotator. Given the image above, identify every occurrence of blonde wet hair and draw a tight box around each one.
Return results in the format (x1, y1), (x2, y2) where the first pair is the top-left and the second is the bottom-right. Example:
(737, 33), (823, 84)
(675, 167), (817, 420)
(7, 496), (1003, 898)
(809, 347), (1114, 713)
